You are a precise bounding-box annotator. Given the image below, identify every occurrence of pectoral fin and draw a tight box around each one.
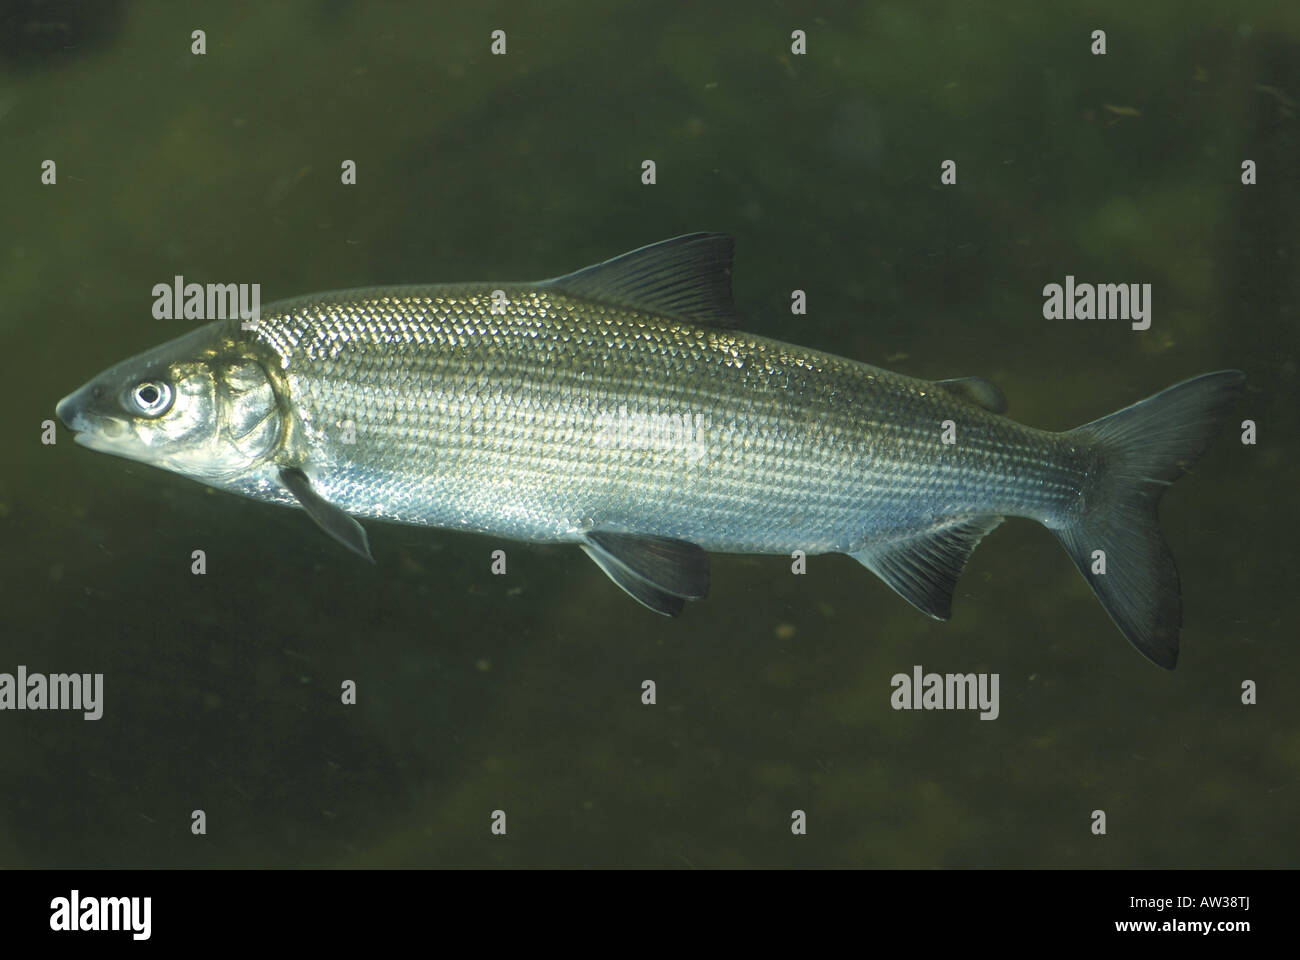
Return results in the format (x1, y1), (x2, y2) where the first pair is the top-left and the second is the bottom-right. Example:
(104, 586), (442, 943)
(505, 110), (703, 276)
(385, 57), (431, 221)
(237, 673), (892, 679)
(279, 466), (374, 563)
(581, 531), (710, 616)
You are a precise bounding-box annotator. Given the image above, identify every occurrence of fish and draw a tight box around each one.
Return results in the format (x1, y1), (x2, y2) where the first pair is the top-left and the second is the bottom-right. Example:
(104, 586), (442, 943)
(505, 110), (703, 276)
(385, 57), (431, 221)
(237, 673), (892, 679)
(56, 233), (1245, 667)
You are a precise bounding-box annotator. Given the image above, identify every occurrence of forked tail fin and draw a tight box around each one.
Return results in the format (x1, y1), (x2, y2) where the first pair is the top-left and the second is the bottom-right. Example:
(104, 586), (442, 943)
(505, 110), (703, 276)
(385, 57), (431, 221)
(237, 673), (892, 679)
(1054, 371), (1246, 668)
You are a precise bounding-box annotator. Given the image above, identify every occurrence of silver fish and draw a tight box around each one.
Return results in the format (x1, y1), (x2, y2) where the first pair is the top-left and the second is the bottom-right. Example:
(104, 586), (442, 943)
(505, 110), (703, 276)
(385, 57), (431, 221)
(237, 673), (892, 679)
(57, 234), (1243, 667)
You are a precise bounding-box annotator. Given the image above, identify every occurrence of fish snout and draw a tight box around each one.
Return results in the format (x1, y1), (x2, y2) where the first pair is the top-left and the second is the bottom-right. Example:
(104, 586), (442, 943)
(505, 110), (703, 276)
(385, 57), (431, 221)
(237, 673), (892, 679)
(56, 390), (82, 430)
(56, 383), (109, 435)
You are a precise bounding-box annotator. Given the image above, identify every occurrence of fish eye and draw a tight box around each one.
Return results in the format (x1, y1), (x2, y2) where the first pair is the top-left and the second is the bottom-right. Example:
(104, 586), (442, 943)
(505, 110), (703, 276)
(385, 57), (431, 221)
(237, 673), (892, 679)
(127, 380), (174, 417)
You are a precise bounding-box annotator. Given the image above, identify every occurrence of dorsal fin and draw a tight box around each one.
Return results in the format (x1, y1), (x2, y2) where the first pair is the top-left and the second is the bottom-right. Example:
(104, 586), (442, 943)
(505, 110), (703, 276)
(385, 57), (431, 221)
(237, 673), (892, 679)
(543, 233), (738, 327)
(935, 377), (1007, 414)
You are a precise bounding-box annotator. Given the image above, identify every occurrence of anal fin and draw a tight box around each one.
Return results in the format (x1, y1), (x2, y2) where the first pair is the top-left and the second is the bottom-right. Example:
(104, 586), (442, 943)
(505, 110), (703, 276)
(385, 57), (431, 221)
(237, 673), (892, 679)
(280, 466), (374, 563)
(581, 531), (710, 616)
(850, 516), (1003, 619)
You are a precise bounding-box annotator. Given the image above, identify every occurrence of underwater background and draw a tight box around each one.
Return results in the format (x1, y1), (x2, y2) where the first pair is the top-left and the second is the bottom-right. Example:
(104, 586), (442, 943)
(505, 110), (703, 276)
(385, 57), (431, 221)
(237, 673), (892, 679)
(1, 0), (1295, 867)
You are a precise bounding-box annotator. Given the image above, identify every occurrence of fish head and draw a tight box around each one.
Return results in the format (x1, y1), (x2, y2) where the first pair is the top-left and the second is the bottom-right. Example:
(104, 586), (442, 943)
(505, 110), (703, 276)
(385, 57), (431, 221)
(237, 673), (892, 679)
(56, 322), (284, 483)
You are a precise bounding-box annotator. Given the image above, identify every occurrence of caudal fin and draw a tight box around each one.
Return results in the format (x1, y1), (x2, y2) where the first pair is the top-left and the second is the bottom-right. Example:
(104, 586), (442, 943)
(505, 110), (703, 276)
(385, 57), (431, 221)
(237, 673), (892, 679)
(1054, 370), (1245, 668)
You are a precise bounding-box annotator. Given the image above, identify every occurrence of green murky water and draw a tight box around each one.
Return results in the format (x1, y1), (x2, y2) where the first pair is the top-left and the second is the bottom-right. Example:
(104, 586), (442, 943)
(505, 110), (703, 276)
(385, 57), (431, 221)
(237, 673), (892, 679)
(1, 0), (1295, 867)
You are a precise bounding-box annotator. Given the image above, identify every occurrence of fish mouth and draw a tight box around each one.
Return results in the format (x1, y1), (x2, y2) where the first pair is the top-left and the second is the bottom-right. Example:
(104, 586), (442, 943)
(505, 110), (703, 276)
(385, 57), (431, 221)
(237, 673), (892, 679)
(69, 429), (133, 455)
(56, 388), (131, 451)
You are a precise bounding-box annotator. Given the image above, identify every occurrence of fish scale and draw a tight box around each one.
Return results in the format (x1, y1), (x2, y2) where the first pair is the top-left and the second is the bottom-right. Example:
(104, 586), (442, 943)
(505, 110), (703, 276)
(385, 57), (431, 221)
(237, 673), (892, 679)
(56, 233), (1245, 666)
(251, 285), (1086, 553)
